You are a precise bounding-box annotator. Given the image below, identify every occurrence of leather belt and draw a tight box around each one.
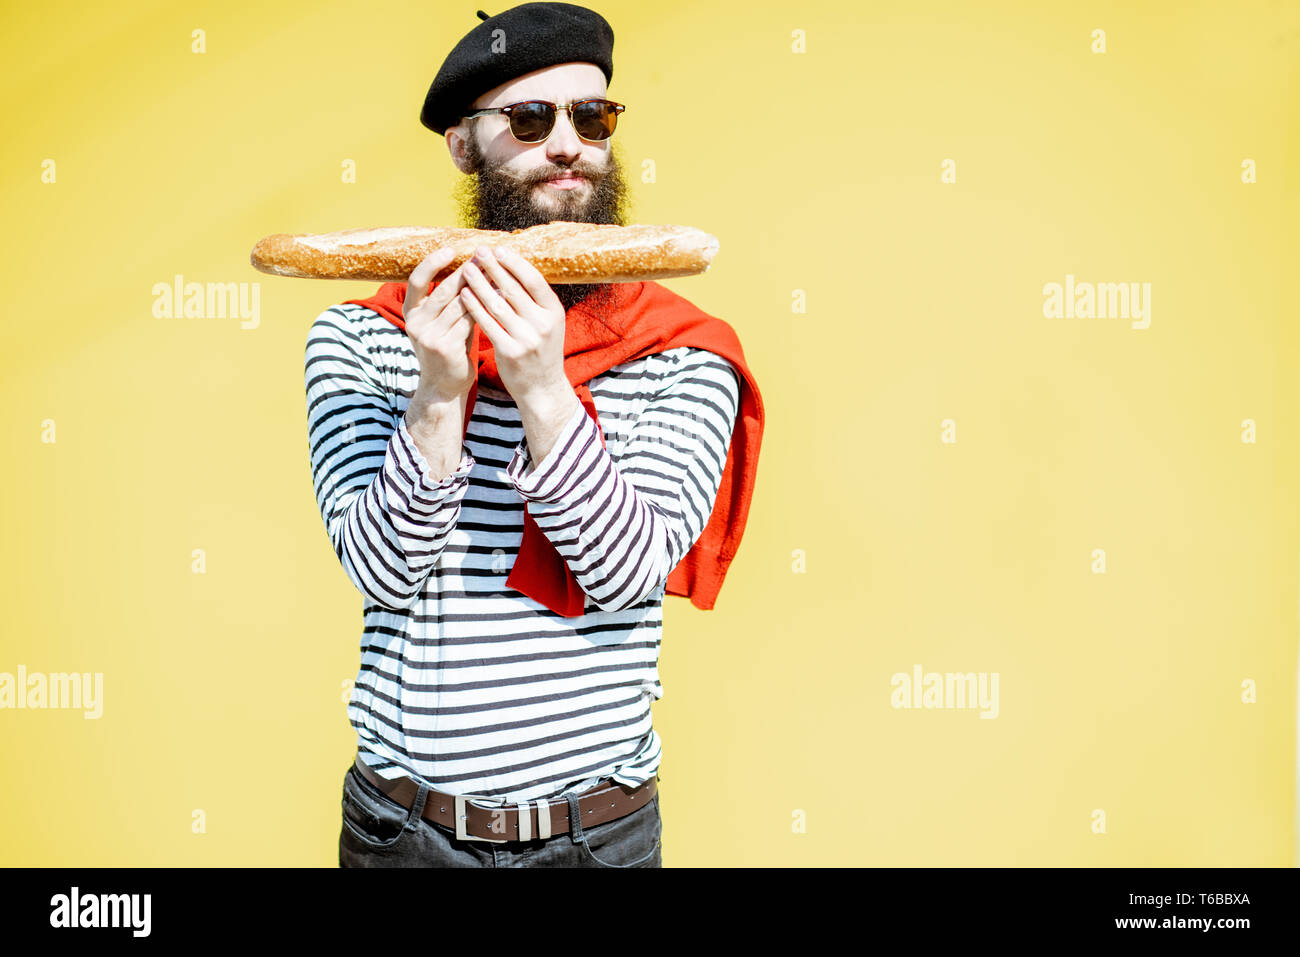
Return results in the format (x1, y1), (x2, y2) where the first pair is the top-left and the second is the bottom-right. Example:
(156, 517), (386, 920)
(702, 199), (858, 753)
(353, 756), (656, 844)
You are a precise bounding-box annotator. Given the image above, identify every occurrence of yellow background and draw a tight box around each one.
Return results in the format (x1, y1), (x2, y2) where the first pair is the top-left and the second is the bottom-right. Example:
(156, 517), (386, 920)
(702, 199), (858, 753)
(1, 0), (1296, 866)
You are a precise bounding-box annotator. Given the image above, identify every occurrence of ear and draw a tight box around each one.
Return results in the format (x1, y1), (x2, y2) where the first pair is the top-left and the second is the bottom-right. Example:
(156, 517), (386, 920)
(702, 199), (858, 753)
(446, 125), (472, 173)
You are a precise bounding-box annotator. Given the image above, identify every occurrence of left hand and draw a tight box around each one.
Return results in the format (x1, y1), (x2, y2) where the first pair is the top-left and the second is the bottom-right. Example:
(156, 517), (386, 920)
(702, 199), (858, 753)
(458, 244), (569, 405)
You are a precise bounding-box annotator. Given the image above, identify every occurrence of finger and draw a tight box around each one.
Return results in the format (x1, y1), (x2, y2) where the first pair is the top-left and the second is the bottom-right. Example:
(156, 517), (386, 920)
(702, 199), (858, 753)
(469, 246), (531, 315)
(458, 286), (506, 348)
(493, 245), (560, 307)
(408, 281), (467, 344)
(462, 260), (524, 338)
(424, 287), (468, 336)
(405, 264), (463, 333)
(408, 260), (471, 328)
(444, 311), (475, 351)
(406, 248), (456, 305)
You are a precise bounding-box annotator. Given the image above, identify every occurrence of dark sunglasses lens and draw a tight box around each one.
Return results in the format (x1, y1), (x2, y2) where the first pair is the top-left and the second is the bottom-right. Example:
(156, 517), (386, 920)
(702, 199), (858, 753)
(572, 101), (617, 140)
(509, 103), (554, 142)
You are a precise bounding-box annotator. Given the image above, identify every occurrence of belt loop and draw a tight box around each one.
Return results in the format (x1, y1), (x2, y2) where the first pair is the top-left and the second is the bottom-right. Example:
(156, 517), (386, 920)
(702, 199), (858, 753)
(564, 791), (585, 846)
(405, 782), (431, 832)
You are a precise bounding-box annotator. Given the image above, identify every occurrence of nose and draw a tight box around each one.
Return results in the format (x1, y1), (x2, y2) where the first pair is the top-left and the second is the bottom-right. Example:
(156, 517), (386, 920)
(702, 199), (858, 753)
(544, 106), (584, 163)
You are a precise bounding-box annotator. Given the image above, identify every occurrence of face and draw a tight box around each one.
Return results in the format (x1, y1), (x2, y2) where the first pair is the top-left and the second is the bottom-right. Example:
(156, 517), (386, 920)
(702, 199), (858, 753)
(445, 62), (629, 317)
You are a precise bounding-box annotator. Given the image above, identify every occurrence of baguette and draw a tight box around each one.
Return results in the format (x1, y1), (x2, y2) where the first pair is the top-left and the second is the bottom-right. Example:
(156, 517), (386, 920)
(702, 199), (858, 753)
(249, 221), (719, 283)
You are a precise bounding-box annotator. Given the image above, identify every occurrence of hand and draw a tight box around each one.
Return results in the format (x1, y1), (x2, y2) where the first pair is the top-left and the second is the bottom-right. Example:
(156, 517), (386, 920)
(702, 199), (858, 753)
(457, 244), (570, 405)
(402, 248), (478, 403)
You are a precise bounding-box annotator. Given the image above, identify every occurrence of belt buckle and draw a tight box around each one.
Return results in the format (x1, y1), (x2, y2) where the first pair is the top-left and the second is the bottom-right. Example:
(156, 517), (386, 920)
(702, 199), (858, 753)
(453, 793), (510, 844)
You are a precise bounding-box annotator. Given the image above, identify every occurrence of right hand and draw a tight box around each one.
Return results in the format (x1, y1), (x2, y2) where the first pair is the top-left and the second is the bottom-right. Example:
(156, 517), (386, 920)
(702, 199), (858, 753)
(403, 248), (477, 403)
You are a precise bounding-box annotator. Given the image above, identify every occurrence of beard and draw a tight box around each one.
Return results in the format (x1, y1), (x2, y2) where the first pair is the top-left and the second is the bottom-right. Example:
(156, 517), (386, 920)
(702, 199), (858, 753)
(453, 130), (631, 325)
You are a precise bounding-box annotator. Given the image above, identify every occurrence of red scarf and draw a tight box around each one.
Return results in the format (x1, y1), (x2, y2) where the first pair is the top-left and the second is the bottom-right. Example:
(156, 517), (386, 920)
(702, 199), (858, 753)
(342, 278), (764, 616)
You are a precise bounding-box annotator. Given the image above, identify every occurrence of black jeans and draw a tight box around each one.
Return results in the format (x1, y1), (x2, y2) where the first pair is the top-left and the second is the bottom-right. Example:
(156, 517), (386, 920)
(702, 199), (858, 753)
(338, 762), (662, 868)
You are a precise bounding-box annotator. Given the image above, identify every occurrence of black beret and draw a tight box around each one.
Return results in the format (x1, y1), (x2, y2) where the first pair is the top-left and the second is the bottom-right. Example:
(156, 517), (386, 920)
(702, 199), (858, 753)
(420, 3), (615, 135)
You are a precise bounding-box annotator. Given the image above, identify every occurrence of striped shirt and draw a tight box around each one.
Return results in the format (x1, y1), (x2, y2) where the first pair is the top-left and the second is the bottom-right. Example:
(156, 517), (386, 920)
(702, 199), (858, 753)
(304, 301), (741, 805)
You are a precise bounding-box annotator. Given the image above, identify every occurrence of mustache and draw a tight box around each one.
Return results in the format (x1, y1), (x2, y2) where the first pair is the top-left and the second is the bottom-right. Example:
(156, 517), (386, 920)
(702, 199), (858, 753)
(516, 160), (607, 187)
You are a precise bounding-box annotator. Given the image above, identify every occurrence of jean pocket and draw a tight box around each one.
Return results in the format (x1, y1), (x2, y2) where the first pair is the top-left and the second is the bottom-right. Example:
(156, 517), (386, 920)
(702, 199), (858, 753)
(340, 765), (412, 851)
(577, 793), (661, 868)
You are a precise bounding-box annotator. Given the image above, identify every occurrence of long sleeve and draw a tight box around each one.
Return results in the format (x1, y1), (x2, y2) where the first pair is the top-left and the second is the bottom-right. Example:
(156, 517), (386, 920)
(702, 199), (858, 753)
(305, 307), (475, 610)
(505, 347), (741, 613)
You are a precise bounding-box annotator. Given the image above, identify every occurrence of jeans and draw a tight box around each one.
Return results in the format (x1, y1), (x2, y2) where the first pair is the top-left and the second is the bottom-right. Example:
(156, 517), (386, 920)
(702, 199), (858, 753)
(338, 761), (663, 868)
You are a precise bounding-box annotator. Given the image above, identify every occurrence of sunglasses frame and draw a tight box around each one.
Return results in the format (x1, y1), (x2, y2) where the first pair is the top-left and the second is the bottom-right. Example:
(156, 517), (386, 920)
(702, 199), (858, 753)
(462, 97), (626, 144)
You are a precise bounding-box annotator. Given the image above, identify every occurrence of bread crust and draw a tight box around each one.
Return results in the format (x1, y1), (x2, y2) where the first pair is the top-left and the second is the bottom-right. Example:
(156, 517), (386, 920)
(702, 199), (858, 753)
(249, 222), (719, 283)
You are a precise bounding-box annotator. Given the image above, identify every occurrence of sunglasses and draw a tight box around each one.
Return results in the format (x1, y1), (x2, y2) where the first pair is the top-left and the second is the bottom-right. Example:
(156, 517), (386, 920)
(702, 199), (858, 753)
(462, 97), (626, 144)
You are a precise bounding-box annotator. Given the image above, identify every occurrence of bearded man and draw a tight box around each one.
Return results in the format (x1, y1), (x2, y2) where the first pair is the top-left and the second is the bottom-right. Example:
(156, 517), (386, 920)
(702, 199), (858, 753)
(304, 2), (764, 868)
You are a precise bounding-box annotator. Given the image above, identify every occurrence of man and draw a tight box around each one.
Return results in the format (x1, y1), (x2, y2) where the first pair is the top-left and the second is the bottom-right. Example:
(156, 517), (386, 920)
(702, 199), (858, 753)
(304, 2), (764, 867)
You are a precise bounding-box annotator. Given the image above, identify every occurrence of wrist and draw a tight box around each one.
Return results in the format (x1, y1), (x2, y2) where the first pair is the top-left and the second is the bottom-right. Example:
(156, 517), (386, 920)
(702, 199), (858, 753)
(406, 388), (465, 433)
(517, 382), (581, 469)
(517, 377), (577, 418)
